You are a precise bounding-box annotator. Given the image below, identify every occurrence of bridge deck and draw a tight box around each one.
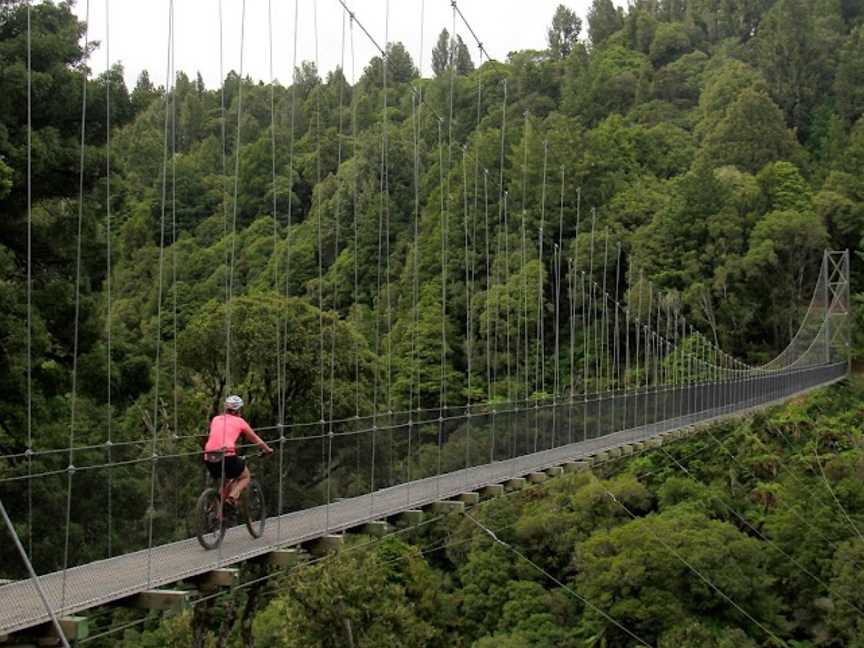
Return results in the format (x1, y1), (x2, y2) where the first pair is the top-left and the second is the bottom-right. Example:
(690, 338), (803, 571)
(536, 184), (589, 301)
(0, 364), (847, 636)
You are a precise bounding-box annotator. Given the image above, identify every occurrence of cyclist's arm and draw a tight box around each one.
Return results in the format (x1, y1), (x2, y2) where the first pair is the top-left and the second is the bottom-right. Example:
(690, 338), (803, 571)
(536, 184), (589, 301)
(242, 425), (273, 454)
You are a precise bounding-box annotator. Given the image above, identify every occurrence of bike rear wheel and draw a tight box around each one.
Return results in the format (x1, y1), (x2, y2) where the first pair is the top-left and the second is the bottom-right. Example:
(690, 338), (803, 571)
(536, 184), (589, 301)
(195, 488), (226, 550)
(244, 480), (266, 538)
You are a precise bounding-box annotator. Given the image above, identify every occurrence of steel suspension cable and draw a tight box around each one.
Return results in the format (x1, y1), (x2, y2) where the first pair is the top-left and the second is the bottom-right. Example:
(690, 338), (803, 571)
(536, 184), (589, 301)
(326, 7), (348, 533)
(534, 140), (548, 452)
(170, 0), (179, 533)
(313, 0), (327, 503)
(463, 146), (472, 481)
(276, 0), (300, 541)
(62, 0), (91, 611)
(145, 0), (175, 589)
(225, 0), (246, 396)
(437, 117), (447, 497)
(408, 89), (419, 502)
(103, 0), (114, 559)
(450, 0), (494, 62)
(350, 15), (360, 438)
(520, 116), (529, 404)
(25, 0), (33, 562)
(264, 0), (285, 542)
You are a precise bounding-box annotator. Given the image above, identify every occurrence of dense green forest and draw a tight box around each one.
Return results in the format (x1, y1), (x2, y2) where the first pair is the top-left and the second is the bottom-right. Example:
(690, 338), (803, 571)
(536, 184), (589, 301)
(1, 0), (864, 644)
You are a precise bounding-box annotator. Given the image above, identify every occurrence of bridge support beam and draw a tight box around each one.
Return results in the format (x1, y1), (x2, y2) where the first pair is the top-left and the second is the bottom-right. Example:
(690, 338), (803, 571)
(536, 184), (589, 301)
(304, 534), (344, 557)
(606, 447), (623, 458)
(481, 484), (505, 498)
(7, 617), (88, 647)
(189, 568), (239, 592)
(390, 509), (424, 527)
(455, 492), (481, 505)
(27, 616), (89, 646)
(127, 589), (192, 611)
(564, 461), (590, 473)
(505, 477), (526, 491)
(425, 500), (465, 515)
(527, 472), (547, 484)
(349, 521), (390, 537)
(255, 548), (311, 569)
(545, 466), (564, 477)
(591, 451), (610, 464)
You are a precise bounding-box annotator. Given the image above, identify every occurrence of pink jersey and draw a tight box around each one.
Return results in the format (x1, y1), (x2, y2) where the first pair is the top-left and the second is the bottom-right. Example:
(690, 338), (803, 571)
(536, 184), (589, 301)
(205, 414), (252, 455)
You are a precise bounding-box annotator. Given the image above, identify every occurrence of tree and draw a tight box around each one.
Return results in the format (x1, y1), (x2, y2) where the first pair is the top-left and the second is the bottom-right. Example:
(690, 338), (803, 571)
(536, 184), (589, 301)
(649, 22), (692, 67)
(740, 209), (828, 344)
(570, 45), (651, 124)
(547, 4), (582, 59)
(752, 0), (843, 134)
(587, 0), (623, 48)
(360, 42), (418, 88)
(385, 42), (419, 84)
(572, 511), (782, 645)
(130, 69), (160, 115)
(835, 25), (864, 124)
(756, 161), (812, 213)
(455, 35), (475, 76)
(252, 550), (439, 647)
(432, 29), (450, 77)
(700, 88), (799, 173)
(694, 60), (770, 141)
(431, 29), (473, 77)
(829, 540), (864, 645)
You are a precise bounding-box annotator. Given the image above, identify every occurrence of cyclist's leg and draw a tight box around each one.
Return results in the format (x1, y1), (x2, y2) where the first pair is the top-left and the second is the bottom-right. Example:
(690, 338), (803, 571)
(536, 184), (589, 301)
(222, 456), (249, 502)
(227, 467), (251, 502)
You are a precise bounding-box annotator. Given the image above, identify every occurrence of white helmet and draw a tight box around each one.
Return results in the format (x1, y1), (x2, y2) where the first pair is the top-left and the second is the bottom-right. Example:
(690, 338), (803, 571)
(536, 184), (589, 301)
(225, 395), (244, 411)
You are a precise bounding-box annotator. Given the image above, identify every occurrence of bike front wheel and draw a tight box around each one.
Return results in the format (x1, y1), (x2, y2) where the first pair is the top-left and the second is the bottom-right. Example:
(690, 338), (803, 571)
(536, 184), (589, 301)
(243, 480), (266, 539)
(195, 487), (227, 550)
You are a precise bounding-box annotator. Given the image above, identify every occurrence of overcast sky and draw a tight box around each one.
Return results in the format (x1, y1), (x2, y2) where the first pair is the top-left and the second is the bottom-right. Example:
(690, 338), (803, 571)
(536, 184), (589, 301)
(70, 0), (618, 89)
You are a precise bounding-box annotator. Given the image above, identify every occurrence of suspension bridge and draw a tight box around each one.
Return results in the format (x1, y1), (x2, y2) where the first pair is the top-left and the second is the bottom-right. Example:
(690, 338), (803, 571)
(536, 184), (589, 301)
(0, 0), (855, 645)
(0, 249), (851, 642)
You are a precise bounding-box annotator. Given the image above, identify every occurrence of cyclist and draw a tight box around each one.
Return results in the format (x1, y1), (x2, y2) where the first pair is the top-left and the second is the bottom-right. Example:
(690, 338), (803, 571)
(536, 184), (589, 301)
(204, 395), (272, 506)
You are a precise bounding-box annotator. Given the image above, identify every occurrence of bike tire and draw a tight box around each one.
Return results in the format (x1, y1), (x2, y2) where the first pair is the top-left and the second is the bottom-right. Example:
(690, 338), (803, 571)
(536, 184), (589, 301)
(195, 487), (227, 550)
(244, 480), (266, 539)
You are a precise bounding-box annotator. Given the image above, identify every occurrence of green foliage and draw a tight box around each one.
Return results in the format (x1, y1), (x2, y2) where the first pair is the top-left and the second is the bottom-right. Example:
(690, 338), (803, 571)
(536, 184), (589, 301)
(573, 510), (781, 644)
(700, 88), (799, 173)
(835, 25), (864, 124)
(752, 0), (843, 135)
(587, 0), (624, 48)
(649, 22), (693, 67)
(252, 549), (440, 647)
(547, 4), (582, 60)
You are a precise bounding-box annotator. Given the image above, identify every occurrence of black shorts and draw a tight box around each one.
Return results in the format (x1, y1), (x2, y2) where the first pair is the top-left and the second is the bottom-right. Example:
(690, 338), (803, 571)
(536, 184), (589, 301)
(204, 454), (246, 481)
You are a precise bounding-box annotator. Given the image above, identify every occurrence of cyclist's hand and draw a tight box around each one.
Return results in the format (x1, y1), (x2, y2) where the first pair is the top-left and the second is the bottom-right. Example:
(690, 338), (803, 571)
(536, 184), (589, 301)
(261, 445), (274, 456)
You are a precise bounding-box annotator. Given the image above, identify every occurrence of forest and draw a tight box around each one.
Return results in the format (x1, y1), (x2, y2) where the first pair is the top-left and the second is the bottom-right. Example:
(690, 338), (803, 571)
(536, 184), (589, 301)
(0, 0), (863, 644)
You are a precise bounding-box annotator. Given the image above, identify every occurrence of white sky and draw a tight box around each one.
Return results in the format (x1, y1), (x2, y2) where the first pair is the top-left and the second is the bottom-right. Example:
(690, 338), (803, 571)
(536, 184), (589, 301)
(70, 0), (617, 89)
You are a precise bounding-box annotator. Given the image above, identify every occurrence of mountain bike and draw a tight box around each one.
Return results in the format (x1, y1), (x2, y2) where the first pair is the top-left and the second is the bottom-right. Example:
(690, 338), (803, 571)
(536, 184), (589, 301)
(195, 451), (267, 550)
